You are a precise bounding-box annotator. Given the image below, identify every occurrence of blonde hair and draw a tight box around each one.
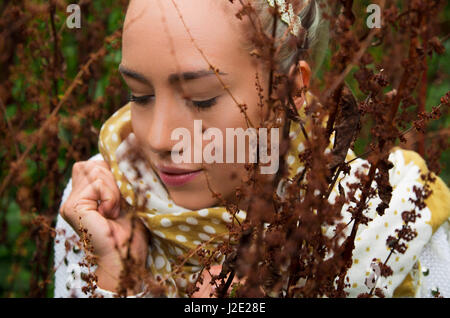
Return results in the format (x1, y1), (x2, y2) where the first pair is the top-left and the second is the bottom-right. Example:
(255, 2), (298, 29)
(251, 0), (329, 74)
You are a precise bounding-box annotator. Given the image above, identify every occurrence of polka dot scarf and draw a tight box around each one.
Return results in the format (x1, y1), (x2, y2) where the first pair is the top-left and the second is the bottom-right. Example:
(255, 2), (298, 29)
(98, 105), (249, 297)
(98, 92), (450, 297)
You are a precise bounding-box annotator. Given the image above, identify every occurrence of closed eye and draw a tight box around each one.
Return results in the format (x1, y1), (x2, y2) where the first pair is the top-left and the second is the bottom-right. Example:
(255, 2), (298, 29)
(129, 94), (154, 105)
(129, 93), (219, 109)
(190, 96), (218, 109)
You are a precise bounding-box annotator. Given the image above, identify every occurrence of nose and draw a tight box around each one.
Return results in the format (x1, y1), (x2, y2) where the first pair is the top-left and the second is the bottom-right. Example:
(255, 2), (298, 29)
(144, 94), (187, 157)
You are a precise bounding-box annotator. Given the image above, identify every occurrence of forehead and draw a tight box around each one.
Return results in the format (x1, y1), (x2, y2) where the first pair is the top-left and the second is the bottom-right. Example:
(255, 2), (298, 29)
(123, 0), (249, 77)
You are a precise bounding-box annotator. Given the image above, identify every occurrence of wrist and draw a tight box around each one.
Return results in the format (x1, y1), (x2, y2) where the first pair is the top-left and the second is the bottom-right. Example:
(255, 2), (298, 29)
(94, 251), (148, 295)
(94, 254), (123, 293)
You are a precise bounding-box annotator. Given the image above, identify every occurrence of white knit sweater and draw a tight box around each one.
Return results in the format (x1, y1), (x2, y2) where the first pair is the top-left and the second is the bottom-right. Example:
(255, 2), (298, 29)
(53, 154), (450, 298)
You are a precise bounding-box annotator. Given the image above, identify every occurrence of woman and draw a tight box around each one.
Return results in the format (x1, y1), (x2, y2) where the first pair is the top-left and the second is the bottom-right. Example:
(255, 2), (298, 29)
(54, 0), (450, 298)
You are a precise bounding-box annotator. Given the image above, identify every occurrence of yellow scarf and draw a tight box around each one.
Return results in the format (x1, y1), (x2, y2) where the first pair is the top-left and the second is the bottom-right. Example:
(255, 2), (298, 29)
(97, 94), (322, 296)
(98, 93), (450, 297)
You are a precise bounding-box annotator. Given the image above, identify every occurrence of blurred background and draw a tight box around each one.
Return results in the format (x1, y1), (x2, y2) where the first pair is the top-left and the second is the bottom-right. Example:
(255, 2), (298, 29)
(0, 0), (448, 297)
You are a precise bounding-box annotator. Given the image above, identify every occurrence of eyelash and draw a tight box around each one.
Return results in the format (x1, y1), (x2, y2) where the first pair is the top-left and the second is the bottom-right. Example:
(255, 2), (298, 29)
(128, 93), (218, 109)
(128, 94), (153, 105)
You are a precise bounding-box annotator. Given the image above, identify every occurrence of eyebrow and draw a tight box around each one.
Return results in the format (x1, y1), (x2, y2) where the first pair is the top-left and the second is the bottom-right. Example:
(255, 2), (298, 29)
(119, 65), (150, 84)
(118, 64), (227, 85)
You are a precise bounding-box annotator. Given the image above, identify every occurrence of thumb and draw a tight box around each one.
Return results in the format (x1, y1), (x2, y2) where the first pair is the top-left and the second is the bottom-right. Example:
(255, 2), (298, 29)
(95, 181), (121, 219)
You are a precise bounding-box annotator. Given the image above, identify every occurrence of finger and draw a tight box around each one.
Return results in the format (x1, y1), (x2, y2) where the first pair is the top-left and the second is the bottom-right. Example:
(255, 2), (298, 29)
(90, 178), (121, 219)
(64, 178), (118, 223)
(72, 161), (113, 189)
(60, 184), (100, 233)
(73, 163), (121, 219)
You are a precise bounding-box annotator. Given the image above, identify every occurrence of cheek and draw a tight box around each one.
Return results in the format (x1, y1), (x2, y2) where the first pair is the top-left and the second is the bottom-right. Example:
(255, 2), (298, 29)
(205, 163), (247, 195)
(235, 82), (270, 126)
(130, 108), (143, 137)
(130, 110), (152, 153)
(203, 89), (263, 131)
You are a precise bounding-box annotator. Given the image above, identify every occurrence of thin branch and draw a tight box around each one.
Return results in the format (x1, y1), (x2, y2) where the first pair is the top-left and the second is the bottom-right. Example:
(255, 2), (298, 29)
(169, 0), (254, 128)
(0, 30), (122, 199)
(0, 96), (20, 156)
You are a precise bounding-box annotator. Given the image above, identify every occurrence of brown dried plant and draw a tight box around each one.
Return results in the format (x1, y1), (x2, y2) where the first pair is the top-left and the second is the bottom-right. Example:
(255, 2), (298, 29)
(0, 0), (448, 298)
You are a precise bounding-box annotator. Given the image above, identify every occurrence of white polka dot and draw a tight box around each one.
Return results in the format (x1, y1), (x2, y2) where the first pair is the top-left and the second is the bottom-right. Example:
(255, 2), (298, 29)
(156, 246), (164, 256)
(165, 261), (171, 272)
(108, 125), (115, 132)
(117, 181), (122, 188)
(190, 258), (200, 265)
(192, 266), (202, 272)
(173, 212), (182, 216)
(186, 217), (198, 225)
(189, 273), (198, 283)
(160, 218), (172, 227)
(297, 143), (305, 152)
(198, 209), (209, 217)
(147, 255), (153, 266)
(236, 211), (247, 220)
(126, 196), (133, 205)
(176, 278), (187, 288)
(203, 225), (216, 234)
(126, 184), (132, 191)
(296, 166), (305, 174)
(155, 256), (165, 270)
(174, 247), (184, 256)
(287, 155), (295, 165)
(193, 240), (202, 246)
(112, 133), (119, 142)
(199, 233), (211, 241)
(153, 230), (166, 238)
(289, 131), (298, 139)
(178, 224), (191, 232)
(212, 218), (221, 225)
(222, 212), (232, 223)
(176, 235), (187, 243)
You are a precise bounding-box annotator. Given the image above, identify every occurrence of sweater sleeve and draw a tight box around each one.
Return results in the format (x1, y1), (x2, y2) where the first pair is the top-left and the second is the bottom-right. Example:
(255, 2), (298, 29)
(53, 153), (147, 298)
(329, 147), (450, 298)
(389, 147), (450, 298)
(54, 176), (91, 297)
(418, 222), (450, 298)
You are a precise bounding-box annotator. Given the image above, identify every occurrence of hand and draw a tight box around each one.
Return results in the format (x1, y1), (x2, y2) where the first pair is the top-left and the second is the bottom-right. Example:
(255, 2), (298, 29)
(192, 265), (241, 298)
(60, 160), (149, 292)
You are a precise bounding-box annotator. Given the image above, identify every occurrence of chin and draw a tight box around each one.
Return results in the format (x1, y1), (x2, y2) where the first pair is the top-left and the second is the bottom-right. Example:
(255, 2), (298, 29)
(176, 201), (213, 211)
(170, 194), (218, 211)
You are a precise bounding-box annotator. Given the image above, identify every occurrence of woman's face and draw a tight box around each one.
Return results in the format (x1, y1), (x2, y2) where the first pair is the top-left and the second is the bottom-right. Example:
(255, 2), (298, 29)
(120, 0), (307, 210)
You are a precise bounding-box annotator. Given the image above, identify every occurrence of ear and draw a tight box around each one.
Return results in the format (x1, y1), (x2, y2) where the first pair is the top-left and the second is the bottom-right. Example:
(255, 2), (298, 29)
(287, 60), (311, 110)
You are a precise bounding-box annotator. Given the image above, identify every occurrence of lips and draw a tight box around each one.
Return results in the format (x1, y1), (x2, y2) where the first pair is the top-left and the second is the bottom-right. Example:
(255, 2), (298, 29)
(156, 165), (203, 187)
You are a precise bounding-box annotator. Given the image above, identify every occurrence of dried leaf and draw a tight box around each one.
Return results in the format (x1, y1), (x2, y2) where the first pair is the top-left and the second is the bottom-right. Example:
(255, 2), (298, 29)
(327, 85), (361, 171)
(375, 157), (394, 216)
